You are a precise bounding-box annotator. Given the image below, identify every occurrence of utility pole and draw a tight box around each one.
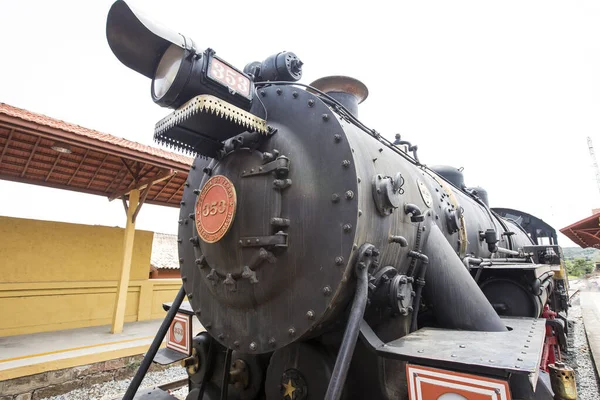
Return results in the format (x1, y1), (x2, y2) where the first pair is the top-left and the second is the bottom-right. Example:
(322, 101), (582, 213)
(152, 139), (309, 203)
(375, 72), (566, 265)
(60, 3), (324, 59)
(588, 136), (600, 215)
(588, 138), (600, 214)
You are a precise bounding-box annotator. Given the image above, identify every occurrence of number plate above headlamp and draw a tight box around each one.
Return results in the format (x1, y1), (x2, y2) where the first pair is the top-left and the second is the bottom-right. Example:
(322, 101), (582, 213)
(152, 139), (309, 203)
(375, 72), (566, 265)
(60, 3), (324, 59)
(183, 50), (254, 109)
(207, 56), (252, 100)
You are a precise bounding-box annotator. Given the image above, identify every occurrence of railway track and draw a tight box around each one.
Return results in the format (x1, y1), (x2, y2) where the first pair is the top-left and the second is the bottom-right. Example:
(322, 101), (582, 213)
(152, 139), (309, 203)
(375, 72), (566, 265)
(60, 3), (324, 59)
(112, 378), (187, 400)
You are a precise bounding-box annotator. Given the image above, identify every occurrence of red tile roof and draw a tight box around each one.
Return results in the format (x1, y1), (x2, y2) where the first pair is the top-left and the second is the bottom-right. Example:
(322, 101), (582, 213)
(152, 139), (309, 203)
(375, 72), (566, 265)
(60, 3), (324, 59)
(560, 212), (600, 249)
(0, 102), (194, 207)
(0, 103), (193, 167)
(150, 233), (180, 270)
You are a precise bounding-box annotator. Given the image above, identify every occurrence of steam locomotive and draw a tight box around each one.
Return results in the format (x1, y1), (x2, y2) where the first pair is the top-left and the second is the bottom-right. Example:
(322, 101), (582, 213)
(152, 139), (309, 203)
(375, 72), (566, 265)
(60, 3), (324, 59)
(106, 1), (574, 399)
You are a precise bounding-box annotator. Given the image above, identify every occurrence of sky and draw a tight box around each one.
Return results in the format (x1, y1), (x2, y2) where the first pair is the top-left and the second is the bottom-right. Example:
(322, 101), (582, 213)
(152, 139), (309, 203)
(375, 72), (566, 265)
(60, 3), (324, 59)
(0, 0), (599, 247)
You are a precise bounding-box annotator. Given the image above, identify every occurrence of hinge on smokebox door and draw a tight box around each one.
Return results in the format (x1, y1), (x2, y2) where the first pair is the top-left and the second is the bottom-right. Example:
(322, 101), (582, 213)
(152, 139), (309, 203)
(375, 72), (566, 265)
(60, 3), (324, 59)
(239, 231), (289, 248)
(238, 151), (291, 250)
(240, 156), (290, 177)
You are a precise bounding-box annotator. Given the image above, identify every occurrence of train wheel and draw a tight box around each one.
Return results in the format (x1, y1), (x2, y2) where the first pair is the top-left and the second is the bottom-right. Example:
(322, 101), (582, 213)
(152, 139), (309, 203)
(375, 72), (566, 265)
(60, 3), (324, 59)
(480, 277), (541, 317)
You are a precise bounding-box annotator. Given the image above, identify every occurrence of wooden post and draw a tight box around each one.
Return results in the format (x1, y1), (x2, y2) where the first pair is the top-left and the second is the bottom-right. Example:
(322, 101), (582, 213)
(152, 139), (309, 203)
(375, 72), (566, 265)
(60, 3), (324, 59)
(111, 189), (140, 334)
(137, 280), (153, 321)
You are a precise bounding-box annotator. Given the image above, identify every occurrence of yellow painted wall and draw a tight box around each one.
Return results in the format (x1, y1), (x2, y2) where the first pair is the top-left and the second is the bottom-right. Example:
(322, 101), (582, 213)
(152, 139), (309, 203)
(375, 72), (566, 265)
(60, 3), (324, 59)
(0, 280), (181, 336)
(0, 216), (152, 282)
(0, 216), (181, 337)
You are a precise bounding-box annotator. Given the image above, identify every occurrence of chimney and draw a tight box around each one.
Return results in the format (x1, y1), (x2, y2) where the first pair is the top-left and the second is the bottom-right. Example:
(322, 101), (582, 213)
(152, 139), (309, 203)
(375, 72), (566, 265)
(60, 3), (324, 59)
(309, 76), (368, 118)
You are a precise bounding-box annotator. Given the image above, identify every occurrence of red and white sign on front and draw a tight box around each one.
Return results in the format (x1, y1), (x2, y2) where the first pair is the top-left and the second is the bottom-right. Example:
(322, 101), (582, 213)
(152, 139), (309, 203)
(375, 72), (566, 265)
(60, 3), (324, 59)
(406, 364), (511, 400)
(166, 313), (192, 355)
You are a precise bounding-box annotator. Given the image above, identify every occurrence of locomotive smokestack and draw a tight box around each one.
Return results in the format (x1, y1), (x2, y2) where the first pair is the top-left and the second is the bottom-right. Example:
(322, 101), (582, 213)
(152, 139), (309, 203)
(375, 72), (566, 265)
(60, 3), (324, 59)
(310, 76), (368, 117)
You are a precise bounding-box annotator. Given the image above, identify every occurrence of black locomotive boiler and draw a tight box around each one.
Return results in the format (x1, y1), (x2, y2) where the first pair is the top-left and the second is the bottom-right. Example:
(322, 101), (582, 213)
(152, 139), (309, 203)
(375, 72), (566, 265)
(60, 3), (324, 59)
(106, 2), (574, 399)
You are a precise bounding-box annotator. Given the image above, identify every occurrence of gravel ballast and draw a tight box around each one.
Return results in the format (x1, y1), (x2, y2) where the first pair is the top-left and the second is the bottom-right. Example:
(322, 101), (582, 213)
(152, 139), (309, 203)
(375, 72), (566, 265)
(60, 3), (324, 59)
(40, 365), (186, 400)
(562, 292), (600, 400)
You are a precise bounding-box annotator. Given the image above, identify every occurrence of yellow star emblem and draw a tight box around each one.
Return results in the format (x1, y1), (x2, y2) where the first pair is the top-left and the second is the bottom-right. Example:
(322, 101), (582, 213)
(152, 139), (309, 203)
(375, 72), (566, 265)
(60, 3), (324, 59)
(283, 379), (296, 399)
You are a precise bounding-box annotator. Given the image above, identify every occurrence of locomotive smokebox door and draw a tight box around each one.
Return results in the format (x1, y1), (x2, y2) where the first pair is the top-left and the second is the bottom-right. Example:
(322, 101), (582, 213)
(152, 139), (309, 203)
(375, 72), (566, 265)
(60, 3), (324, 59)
(178, 86), (359, 354)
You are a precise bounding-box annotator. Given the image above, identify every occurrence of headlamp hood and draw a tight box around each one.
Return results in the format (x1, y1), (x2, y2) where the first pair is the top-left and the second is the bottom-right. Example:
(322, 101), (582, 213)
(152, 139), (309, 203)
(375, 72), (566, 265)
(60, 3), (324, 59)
(106, 0), (195, 79)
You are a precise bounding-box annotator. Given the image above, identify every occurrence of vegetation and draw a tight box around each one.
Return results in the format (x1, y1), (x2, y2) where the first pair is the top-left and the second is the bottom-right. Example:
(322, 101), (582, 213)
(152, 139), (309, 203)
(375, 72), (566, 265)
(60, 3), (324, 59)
(565, 258), (595, 277)
(562, 247), (600, 262)
(560, 247), (600, 277)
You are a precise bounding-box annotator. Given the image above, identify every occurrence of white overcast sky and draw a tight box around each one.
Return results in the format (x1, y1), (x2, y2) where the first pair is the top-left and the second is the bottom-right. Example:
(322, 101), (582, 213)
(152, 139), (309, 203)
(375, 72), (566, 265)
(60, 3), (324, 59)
(1, 0), (599, 247)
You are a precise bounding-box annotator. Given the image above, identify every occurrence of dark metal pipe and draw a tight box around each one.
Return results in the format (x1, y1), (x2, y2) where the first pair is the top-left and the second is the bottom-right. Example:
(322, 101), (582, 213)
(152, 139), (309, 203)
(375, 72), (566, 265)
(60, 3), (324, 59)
(393, 135), (421, 164)
(389, 235), (409, 247)
(325, 252), (370, 400)
(463, 256), (483, 269)
(409, 252), (429, 332)
(496, 247), (520, 256)
(471, 262), (492, 283)
(533, 272), (554, 296)
(220, 348), (233, 400)
(423, 225), (507, 332)
(123, 285), (186, 400)
(197, 335), (217, 399)
(474, 267), (484, 283)
(463, 257), (492, 282)
(485, 258), (529, 263)
(404, 204), (424, 222)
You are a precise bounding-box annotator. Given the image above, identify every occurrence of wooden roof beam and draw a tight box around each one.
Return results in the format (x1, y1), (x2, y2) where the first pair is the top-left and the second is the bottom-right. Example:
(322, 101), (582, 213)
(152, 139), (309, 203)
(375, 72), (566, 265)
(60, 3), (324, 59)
(20, 136), (41, 177)
(577, 228), (600, 233)
(576, 230), (600, 246)
(151, 173), (176, 201)
(105, 166), (128, 193)
(132, 181), (154, 223)
(67, 149), (90, 185)
(136, 164), (153, 182)
(166, 179), (186, 203)
(45, 152), (62, 182)
(86, 154), (109, 188)
(120, 158), (138, 180)
(0, 128), (14, 164)
(108, 168), (176, 202)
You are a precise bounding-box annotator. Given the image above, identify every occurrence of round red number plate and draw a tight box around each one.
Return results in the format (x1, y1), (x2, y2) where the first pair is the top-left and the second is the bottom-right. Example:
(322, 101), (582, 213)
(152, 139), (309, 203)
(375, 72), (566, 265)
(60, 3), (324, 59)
(195, 175), (237, 243)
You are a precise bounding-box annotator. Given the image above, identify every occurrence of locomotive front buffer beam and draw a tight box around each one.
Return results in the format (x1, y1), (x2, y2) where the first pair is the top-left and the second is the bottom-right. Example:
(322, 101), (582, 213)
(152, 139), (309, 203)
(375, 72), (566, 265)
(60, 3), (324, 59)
(359, 316), (555, 399)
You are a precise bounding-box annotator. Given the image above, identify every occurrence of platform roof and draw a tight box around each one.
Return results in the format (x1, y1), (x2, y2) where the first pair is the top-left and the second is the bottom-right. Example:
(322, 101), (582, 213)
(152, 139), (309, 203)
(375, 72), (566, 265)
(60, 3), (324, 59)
(560, 213), (600, 249)
(0, 103), (193, 207)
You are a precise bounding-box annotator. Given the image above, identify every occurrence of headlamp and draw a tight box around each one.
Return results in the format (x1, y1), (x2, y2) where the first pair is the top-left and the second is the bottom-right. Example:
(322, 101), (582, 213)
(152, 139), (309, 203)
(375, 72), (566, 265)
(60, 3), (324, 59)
(152, 44), (185, 101)
(106, 0), (253, 110)
(105, 0), (303, 158)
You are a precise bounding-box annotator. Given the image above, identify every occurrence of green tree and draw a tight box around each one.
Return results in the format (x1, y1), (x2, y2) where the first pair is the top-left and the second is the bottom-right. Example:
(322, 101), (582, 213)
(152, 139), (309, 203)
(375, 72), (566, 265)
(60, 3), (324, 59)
(565, 258), (594, 277)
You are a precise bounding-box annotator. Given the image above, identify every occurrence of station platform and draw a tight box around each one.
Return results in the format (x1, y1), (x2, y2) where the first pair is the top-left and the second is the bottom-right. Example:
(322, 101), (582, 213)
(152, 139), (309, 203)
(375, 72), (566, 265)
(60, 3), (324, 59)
(0, 313), (204, 381)
(580, 288), (600, 376)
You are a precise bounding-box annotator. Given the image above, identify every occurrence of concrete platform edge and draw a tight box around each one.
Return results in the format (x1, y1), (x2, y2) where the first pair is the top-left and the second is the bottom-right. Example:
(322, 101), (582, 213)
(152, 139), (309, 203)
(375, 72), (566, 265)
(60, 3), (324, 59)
(0, 342), (165, 381)
(578, 292), (600, 380)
